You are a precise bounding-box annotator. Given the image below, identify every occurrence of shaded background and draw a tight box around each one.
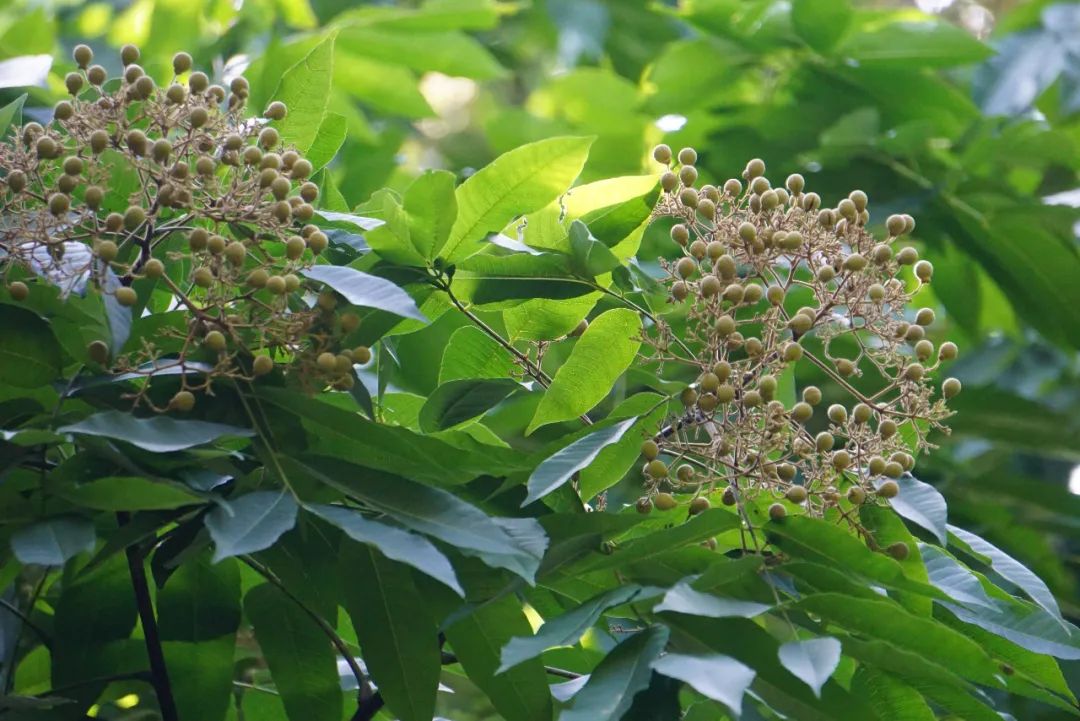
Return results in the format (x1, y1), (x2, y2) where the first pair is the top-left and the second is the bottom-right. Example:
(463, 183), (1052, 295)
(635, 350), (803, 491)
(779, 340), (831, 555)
(2, 0), (1079, 718)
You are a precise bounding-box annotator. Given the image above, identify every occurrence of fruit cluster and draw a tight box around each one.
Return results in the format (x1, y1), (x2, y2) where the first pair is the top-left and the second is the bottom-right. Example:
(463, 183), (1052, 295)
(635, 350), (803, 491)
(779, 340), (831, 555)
(636, 146), (959, 542)
(0, 44), (369, 410)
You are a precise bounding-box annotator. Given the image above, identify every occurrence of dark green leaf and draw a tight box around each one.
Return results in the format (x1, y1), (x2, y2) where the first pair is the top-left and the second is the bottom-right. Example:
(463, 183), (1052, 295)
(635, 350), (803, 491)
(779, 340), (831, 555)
(302, 265), (426, 321)
(58, 476), (201, 511)
(569, 220), (621, 277)
(439, 325), (516, 383)
(523, 416), (638, 505)
(840, 21), (992, 67)
(58, 411), (254, 453)
(851, 666), (935, 721)
(655, 581), (771, 618)
(10, 516), (95, 566)
(205, 491), (298, 562)
(499, 585), (644, 672)
(777, 638), (842, 699)
(418, 377), (521, 432)
(0, 304), (62, 388)
(559, 626), (669, 721)
(307, 504), (462, 595)
(446, 595), (553, 721)
(340, 542), (440, 721)
(651, 652), (755, 717)
(245, 583), (343, 721)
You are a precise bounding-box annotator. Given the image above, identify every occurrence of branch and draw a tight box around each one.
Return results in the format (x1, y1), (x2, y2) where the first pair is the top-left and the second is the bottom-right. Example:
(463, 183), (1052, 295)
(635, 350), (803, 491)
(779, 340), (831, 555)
(0, 597), (52, 651)
(117, 512), (179, 721)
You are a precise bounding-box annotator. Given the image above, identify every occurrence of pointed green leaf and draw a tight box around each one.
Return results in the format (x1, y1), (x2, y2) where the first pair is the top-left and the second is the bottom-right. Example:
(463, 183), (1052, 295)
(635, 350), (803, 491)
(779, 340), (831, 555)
(851, 666), (935, 721)
(58, 411), (253, 453)
(559, 626), (669, 721)
(652, 653), (755, 717)
(568, 220), (621, 277)
(446, 595), (553, 721)
(205, 491), (298, 562)
(11, 516), (95, 566)
(443, 136), (594, 263)
(883, 475), (947, 544)
(302, 265), (426, 321)
(245, 583), (343, 721)
(439, 325), (516, 383)
(778, 638), (842, 699)
(270, 33), (336, 154)
(655, 581), (771, 619)
(419, 377), (521, 432)
(307, 504), (462, 595)
(340, 542), (439, 721)
(523, 416), (638, 505)
(499, 585), (643, 673)
(527, 308), (641, 433)
(792, 0), (852, 53)
(305, 111), (347, 170)
(0, 93), (27, 136)
(0, 304), (62, 388)
(406, 169), (458, 261)
(58, 476), (201, 511)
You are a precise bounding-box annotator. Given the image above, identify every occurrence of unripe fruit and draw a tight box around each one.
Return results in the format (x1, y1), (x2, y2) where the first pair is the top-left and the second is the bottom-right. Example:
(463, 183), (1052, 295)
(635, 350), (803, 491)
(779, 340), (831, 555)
(938, 341), (958, 361)
(641, 439), (660, 460)
(263, 275), (286, 295)
(286, 236), (306, 260)
(244, 146), (263, 165)
(724, 178), (742, 196)
(334, 354), (353, 374)
(63, 156), (84, 176)
(271, 177), (291, 200)
(843, 253), (867, 272)
(768, 503), (787, 520)
(701, 275), (722, 297)
(193, 267), (215, 288)
(654, 492), (677, 511)
(300, 182), (319, 203)
(914, 260), (933, 282)
(8, 281), (29, 301)
(57, 175), (78, 193)
(105, 213), (123, 232)
(95, 240), (119, 262)
(832, 450), (851, 470)
(679, 187), (698, 208)
(886, 214), (906, 236)
(883, 462), (904, 479)
(788, 314), (812, 335)
(742, 390), (762, 407)
(689, 496), (710, 515)
(835, 359), (856, 377)
(284, 274), (301, 292)
(314, 352), (337, 373)
(871, 243), (892, 264)
(761, 189), (779, 210)
(847, 486), (866, 505)
(903, 363), (925, 381)
(660, 171), (678, 192)
(791, 402), (813, 422)
(759, 374), (777, 399)
(679, 165), (697, 186)
(65, 72), (84, 96)
(766, 285), (785, 306)
(115, 287), (137, 307)
(723, 283), (745, 304)
(230, 76), (249, 97)
(353, 346), (372, 364)
(48, 193), (70, 216)
(273, 201), (292, 223)
(715, 385), (735, 404)
(904, 324), (925, 343)
(134, 75), (155, 99)
(87, 64), (106, 85)
(188, 107), (209, 128)
(878, 480), (900, 498)
(204, 330), (227, 352)
(170, 390), (195, 412)
(7, 170), (26, 193)
(636, 497), (653, 514)
(816, 431), (834, 452)
(801, 386), (822, 406)
(196, 156), (216, 176)
(672, 281), (689, 301)
(915, 307), (935, 326)
(36, 136), (58, 158)
(73, 44), (94, 68)
(647, 459), (669, 478)
(887, 541), (910, 561)
(126, 129), (147, 155)
(699, 372), (720, 394)
(852, 403), (873, 424)
(54, 101), (74, 120)
(914, 339), (934, 361)
(677, 147), (697, 165)
(225, 241), (247, 265)
(207, 235), (227, 255)
(942, 377), (962, 399)
(697, 198), (716, 220)
(689, 240), (707, 259)
(786, 173), (805, 193)
(676, 464), (694, 482)
(744, 158), (765, 178)
(675, 257), (696, 279)
(827, 404), (848, 424)
(652, 144), (672, 164)
(785, 485), (807, 503)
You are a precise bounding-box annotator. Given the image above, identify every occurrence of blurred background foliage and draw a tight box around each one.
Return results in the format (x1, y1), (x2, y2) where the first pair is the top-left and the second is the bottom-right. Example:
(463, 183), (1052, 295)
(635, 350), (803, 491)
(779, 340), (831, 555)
(3, 0), (1080, 717)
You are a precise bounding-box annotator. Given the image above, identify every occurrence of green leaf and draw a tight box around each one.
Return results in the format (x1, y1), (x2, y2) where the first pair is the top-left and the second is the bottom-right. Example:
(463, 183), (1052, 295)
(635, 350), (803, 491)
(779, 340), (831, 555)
(499, 585), (644, 673)
(337, 27), (505, 79)
(364, 170), (459, 265)
(58, 411), (254, 453)
(527, 308), (642, 434)
(559, 626), (669, 721)
(245, 583), (343, 721)
(778, 638), (842, 699)
(0, 304), (62, 388)
(883, 475), (948, 544)
(446, 595), (553, 721)
(443, 136), (595, 263)
(523, 416), (638, 505)
(840, 21), (992, 67)
(340, 542), (440, 721)
(302, 265), (427, 321)
(419, 377), (521, 432)
(439, 326), (516, 383)
(791, 0), (852, 52)
(307, 504), (462, 595)
(305, 111), (347, 171)
(0, 93), (27, 136)
(949, 524), (1063, 622)
(158, 554), (241, 721)
(655, 581), (771, 618)
(922, 545), (998, 610)
(795, 593), (1000, 684)
(851, 666), (935, 721)
(569, 220), (621, 277)
(452, 252), (594, 307)
(286, 456), (547, 581)
(651, 653), (755, 717)
(11, 516), (95, 566)
(58, 476), (201, 511)
(270, 32), (336, 154)
(205, 491), (298, 562)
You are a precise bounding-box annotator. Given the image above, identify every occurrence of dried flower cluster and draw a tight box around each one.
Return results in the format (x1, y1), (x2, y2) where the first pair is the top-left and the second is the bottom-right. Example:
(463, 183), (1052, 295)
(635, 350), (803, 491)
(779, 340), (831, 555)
(0, 44), (368, 411)
(637, 146), (960, 545)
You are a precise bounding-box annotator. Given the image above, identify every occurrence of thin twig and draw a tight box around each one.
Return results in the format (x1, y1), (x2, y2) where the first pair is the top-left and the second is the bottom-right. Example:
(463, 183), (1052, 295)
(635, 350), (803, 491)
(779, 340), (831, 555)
(0, 597), (52, 650)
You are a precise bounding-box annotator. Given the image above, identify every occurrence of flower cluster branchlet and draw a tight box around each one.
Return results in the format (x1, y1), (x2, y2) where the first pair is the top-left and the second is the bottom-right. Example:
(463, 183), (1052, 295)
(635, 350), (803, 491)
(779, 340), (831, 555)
(636, 146), (960, 549)
(0, 44), (371, 411)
